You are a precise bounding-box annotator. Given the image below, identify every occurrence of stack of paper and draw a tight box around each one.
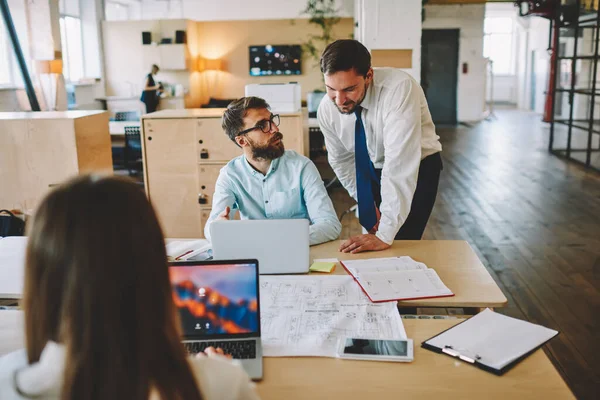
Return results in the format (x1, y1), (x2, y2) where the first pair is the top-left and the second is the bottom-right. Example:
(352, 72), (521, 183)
(341, 256), (454, 303)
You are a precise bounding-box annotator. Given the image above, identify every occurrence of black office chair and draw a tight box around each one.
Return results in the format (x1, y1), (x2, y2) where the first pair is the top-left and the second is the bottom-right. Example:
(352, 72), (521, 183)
(124, 126), (143, 176)
(115, 111), (141, 121)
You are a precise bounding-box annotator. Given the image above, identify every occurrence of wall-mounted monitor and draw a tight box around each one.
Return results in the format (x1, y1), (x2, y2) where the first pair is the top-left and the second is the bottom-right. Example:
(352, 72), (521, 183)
(249, 44), (302, 76)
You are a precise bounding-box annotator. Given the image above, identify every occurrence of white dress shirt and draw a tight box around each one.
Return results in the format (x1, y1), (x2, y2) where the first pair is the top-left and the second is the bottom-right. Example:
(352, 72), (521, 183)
(318, 68), (442, 244)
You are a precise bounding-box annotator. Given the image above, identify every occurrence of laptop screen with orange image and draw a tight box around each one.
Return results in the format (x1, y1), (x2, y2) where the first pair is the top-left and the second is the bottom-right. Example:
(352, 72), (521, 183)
(169, 260), (260, 339)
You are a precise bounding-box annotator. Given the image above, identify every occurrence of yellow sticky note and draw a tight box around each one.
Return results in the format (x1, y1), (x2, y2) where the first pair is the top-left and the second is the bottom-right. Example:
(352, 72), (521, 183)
(309, 262), (336, 273)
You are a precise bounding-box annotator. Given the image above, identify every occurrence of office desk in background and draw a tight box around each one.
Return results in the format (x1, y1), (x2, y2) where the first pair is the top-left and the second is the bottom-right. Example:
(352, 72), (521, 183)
(0, 312), (573, 400)
(311, 240), (508, 311)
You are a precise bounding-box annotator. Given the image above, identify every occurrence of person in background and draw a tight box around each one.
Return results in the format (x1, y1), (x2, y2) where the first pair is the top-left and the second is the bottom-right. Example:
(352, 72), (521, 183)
(141, 64), (162, 113)
(204, 96), (341, 245)
(317, 39), (443, 254)
(0, 175), (259, 400)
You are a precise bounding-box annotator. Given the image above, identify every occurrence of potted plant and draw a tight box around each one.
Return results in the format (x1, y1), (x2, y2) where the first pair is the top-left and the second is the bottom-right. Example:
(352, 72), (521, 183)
(296, 0), (341, 114)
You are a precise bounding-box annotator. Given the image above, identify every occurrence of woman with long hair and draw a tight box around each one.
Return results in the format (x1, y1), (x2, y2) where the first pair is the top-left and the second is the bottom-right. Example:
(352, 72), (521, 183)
(0, 175), (259, 400)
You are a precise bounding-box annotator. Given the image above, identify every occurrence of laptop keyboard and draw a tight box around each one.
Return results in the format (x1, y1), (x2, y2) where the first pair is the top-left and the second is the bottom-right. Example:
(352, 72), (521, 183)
(184, 340), (256, 359)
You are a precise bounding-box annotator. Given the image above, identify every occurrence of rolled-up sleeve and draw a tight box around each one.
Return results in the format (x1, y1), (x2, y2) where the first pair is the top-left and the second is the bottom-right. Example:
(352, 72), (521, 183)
(301, 160), (341, 245)
(204, 168), (237, 242)
(376, 80), (422, 245)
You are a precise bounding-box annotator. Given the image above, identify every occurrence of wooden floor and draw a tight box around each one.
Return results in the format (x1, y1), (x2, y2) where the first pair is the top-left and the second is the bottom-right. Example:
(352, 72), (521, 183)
(321, 107), (600, 400)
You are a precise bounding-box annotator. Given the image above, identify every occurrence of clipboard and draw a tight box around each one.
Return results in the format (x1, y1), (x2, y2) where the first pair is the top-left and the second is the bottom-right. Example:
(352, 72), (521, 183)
(421, 309), (559, 375)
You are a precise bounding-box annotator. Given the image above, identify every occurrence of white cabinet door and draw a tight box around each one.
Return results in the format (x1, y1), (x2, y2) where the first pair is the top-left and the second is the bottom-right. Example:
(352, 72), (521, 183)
(357, 0), (421, 50)
(159, 44), (187, 70)
(142, 45), (161, 69)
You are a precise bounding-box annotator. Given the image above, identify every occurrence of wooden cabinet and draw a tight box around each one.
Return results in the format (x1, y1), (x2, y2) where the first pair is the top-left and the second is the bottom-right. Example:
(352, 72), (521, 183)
(0, 111), (113, 212)
(141, 109), (308, 238)
(195, 118), (241, 162)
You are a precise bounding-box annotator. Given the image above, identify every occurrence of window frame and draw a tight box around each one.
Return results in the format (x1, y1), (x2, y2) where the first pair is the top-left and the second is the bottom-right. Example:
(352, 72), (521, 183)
(59, 2), (84, 83)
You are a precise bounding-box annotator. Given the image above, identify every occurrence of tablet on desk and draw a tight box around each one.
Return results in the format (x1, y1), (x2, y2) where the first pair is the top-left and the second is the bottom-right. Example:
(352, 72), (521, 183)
(337, 337), (414, 362)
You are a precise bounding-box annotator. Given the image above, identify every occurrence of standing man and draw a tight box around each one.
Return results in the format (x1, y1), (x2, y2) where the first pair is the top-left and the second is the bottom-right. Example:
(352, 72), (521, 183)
(318, 39), (443, 254)
(204, 96), (341, 246)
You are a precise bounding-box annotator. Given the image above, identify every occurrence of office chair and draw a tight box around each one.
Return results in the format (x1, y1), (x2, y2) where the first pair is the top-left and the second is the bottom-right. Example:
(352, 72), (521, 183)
(115, 110), (141, 121)
(124, 126), (143, 176)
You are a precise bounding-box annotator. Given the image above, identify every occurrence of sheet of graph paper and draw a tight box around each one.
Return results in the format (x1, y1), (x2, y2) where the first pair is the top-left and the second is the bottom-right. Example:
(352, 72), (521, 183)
(259, 275), (406, 357)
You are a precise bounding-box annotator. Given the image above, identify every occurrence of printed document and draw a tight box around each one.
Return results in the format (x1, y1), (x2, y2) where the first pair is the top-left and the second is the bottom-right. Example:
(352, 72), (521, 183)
(259, 275), (406, 357)
(341, 256), (453, 302)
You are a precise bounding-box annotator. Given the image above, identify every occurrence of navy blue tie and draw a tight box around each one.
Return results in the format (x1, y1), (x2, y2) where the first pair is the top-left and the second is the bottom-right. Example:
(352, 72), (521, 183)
(354, 106), (378, 231)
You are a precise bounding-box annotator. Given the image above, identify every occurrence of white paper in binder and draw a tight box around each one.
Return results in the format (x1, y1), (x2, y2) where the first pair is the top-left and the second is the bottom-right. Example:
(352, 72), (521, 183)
(423, 308), (559, 374)
(245, 83), (301, 113)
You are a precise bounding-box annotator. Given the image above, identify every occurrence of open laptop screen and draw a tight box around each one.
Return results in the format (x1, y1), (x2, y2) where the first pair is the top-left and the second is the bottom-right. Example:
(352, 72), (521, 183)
(169, 260), (260, 338)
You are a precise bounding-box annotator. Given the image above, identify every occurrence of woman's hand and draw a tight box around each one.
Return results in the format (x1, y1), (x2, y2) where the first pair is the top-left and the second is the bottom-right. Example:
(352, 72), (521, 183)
(196, 346), (232, 359)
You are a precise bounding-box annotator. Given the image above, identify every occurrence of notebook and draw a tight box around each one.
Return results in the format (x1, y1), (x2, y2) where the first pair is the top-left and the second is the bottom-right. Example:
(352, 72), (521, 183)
(422, 308), (559, 375)
(166, 239), (211, 261)
(340, 256), (454, 303)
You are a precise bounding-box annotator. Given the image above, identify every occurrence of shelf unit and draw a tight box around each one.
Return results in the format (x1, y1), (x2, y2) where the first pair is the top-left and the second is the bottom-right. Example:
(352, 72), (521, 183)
(549, 0), (600, 171)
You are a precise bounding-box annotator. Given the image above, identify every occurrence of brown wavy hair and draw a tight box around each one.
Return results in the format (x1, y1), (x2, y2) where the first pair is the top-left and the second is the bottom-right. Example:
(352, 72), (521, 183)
(22, 175), (203, 400)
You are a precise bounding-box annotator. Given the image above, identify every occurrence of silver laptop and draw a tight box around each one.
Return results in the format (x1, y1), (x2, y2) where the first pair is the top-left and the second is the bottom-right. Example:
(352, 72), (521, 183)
(210, 219), (310, 274)
(169, 259), (263, 380)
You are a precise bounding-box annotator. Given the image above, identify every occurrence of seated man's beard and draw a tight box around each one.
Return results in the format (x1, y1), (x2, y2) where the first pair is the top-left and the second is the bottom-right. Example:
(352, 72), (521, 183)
(248, 133), (285, 160)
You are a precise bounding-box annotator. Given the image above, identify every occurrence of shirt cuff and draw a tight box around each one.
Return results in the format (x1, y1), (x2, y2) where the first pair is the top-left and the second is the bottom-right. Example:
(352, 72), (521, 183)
(375, 225), (396, 245)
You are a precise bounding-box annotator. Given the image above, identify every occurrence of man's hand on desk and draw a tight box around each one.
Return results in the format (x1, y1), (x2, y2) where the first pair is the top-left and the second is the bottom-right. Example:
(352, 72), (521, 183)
(217, 206), (231, 221)
(339, 234), (391, 254)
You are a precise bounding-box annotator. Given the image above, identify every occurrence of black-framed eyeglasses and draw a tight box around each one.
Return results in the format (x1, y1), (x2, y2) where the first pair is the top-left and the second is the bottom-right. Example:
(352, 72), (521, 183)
(237, 114), (280, 136)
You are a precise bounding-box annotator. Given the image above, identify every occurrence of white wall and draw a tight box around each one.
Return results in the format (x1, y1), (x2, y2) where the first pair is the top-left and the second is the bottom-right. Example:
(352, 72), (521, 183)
(102, 19), (191, 98)
(423, 4), (486, 122)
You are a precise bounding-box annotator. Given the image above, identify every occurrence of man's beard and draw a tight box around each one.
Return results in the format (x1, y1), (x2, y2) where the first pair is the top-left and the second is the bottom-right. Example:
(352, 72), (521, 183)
(248, 132), (285, 160)
(335, 83), (368, 115)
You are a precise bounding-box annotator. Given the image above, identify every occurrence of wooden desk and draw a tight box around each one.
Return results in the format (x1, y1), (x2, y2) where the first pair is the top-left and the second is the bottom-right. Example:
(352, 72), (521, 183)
(311, 240), (507, 309)
(257, 318), (574, 400)
(0, 312), (573, 399)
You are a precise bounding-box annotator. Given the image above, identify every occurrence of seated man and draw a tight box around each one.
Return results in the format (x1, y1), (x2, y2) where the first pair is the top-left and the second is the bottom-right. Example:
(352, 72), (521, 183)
(204, 96), (341, 245)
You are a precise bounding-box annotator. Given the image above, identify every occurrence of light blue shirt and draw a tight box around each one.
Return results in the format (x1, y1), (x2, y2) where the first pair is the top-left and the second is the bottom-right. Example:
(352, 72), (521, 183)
(204, 150), (341, 246)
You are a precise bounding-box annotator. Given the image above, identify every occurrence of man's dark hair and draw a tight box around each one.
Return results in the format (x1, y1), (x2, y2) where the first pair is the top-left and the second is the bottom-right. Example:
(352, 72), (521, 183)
(222, 96), (270, 145)
(320, 39), (371, 77)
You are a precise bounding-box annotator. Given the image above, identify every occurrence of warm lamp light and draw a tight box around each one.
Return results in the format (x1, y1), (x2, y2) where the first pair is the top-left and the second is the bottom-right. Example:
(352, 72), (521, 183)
(197, 57), (223, 72)
(36, 59), (63, 74)
(49, 59), (63, 74)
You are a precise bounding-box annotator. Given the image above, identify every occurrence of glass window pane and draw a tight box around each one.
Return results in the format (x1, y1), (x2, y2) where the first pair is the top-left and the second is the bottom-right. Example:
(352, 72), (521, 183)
(105, 1), (130, 21)
(59, 17), (70, 81)
(64, 0), (80, 16)
(484, 33), (513, 75)
(65, 16), (83, 81)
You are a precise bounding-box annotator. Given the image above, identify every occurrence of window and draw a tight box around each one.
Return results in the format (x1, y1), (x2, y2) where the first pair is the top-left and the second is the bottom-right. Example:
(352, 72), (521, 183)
(59, 0), (84, 82)
(483, 17), (514, 75)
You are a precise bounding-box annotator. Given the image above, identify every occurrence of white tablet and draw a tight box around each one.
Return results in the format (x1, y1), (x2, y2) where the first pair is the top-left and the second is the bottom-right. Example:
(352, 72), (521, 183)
(337, 337), (414, 362)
